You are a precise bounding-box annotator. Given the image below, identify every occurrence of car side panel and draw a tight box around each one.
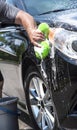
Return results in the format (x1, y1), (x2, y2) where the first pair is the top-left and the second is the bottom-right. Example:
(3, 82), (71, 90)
(0, 25), (27, 102)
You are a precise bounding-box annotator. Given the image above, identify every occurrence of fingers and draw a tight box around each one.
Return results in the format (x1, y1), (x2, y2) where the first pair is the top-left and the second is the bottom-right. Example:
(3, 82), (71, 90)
(32, 36), (45, 42)
(32, 42), (42, 48)
(32, 29), (45, 40)
(28, 29), (45, 47)
(30, 37), (42, 47)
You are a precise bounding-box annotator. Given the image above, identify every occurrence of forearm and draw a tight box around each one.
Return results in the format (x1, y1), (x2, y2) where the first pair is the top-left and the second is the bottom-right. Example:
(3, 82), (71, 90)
(0, 1), (44, 47)
(15, 10), (44, 47)
(15, 10), (37, 32)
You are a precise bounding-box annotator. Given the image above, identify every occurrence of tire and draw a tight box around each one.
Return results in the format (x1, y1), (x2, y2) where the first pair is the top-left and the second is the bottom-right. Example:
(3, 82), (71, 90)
(24, 66), (57, 130)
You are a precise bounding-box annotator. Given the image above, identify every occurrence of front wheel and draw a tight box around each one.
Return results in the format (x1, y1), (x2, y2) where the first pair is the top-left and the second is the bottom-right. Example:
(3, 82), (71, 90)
(24, 66), (57, 130)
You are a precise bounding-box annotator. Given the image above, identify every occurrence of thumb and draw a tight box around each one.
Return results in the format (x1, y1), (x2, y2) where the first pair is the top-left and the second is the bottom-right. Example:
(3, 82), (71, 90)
(32, 42), (42, 48)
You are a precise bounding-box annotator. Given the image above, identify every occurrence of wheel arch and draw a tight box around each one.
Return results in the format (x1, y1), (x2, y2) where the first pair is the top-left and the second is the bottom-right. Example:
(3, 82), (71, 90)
(21, 57), (39, 85)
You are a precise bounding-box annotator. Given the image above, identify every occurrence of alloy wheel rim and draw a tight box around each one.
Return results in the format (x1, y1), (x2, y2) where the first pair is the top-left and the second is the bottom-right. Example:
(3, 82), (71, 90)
(29, 76), (55, 130)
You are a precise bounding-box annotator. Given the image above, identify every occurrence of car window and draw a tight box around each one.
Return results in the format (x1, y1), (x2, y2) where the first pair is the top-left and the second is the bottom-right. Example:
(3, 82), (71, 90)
(6, 0), (77, 16)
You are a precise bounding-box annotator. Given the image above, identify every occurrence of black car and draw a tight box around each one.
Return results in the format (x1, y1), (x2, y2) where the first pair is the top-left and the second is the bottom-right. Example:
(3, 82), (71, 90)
(0, 0), (77, 130)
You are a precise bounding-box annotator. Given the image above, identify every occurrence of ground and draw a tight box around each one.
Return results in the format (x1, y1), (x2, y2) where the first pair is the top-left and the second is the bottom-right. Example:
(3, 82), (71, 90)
(18, 108), (34, 130)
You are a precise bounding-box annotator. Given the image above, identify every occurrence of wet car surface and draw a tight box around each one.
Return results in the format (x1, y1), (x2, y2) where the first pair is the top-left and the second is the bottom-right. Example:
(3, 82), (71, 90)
(1, 0), (77, 130)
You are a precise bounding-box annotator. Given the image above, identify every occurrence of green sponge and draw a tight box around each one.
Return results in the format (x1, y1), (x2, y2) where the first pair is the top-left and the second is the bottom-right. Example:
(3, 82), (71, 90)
(38, 22), (50, 38)
(34, 23), (50, 59)
(34, 40), (50, 59)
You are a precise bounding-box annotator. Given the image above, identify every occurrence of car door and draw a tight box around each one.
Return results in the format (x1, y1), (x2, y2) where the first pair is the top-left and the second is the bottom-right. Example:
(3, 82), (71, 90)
(0, 23), (28, 104)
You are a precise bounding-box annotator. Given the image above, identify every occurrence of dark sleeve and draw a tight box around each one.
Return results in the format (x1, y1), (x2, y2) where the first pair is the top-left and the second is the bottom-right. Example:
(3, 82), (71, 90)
(0, 0), (20, 23)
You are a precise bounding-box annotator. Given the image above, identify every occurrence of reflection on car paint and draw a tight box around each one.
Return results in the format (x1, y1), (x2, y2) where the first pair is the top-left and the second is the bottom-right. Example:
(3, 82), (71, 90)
(0, 26), (28, 63)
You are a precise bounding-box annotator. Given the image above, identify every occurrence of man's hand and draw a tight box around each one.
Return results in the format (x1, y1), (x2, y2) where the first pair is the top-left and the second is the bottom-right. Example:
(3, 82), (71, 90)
(27, 28), (45, 47)
(15, 10), (45, 47)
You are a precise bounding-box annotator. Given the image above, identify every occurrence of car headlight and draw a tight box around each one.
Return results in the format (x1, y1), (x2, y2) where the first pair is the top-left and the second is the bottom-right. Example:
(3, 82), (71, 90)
(49, 28), (77, 60)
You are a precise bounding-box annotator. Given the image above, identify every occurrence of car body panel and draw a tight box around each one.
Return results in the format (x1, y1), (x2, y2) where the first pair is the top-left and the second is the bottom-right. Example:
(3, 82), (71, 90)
(50, 51), (77, 128)
(1, 0), (77, 129)
(0, 25), (28, 103)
